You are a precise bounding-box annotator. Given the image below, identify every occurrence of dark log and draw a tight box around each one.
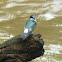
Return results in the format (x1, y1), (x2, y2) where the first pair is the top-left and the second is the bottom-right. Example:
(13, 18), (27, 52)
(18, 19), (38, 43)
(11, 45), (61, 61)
(0, 34), (45, 62)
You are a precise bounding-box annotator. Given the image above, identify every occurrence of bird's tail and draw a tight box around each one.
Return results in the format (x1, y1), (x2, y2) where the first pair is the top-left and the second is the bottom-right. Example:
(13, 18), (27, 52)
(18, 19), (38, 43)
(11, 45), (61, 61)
(19, 36), (24, 42)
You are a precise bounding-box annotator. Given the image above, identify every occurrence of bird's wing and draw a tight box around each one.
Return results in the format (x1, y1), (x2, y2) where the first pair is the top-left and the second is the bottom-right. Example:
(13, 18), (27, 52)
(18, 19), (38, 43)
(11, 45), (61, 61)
(25, 20), (36, 28)
(21, 20), (37, 40)
(24, 20), (33, 28)
(24, 20), (37, 33)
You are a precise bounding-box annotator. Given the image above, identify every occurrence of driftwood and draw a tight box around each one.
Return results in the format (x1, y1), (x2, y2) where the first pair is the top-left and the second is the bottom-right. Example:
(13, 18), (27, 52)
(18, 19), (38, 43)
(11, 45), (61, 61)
(0, 34), (44, 62)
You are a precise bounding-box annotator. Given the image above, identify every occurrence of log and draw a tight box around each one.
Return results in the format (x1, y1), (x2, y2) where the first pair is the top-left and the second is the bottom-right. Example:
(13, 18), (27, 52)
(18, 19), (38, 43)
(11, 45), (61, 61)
(0, 34), (45, 62)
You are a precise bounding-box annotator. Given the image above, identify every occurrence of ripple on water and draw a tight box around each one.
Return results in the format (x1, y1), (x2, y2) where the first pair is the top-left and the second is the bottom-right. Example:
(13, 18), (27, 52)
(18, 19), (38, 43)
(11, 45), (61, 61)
(0, 13), (15, 22)
(0, 2), (3, 4)
(0, 11), (4, 13)
(38, 13), (55, 21)
(5, 26), (11, 28)
(0, 34), (14, 40)
(55, 24), (62, 27)
(3, 3), (42, 8)
(0, 33), (9, 37)
(31, 55), (62, 62)
(7, 0), (28, 2)
(37, 0), (62, 21)
(44, 44), (62, 54)
(0, 34), (14, 44)
(0, 30), (14, 41)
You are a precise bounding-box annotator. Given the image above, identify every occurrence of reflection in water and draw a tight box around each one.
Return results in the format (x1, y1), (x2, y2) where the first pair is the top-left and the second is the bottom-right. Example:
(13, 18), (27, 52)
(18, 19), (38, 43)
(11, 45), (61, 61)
(0, 0), (62, 62)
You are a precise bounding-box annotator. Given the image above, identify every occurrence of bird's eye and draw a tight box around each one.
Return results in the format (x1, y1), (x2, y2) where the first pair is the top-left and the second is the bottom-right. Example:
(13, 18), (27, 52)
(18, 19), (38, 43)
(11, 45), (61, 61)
(30, 17), (33, 18)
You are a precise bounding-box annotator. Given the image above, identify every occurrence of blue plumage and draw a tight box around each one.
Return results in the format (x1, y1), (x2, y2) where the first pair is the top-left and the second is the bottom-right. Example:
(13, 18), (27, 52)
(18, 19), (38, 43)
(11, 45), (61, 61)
(21, 15), (37, 40)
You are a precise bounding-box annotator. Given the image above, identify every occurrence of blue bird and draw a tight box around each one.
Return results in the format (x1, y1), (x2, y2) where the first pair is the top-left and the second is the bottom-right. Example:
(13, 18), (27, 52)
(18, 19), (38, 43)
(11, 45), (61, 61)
(21, 15), (37, 40)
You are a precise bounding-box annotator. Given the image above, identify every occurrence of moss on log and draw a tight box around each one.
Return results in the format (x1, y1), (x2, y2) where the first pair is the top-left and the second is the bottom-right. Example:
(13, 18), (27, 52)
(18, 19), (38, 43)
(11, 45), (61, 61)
(0, 34), (45, 62)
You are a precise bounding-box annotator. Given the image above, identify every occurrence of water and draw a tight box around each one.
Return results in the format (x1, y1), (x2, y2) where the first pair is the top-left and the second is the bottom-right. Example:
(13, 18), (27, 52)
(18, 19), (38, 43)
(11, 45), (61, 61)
(0, 0), (62, 62)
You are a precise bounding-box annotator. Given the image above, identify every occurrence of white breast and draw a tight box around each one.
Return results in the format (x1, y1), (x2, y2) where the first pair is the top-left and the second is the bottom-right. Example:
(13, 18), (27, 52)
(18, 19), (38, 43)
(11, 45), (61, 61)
(24, 29), (28, 33)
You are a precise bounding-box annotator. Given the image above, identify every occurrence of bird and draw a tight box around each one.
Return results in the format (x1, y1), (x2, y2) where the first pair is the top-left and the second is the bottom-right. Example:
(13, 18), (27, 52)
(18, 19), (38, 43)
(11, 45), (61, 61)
(21, 15), (37, 40)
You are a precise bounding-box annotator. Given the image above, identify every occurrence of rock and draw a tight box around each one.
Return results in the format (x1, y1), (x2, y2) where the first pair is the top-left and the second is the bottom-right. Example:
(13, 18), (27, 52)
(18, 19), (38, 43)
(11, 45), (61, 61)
(0, 34), (45, 62)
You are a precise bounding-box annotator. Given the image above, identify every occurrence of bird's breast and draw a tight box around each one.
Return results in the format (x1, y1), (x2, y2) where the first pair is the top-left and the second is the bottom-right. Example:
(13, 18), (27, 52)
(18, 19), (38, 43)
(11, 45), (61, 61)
(24, 29), (29, 33)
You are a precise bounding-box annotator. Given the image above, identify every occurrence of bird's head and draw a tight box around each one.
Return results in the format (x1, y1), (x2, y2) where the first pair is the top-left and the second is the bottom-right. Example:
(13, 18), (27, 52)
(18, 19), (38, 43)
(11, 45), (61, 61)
(30, 15), (36, 21)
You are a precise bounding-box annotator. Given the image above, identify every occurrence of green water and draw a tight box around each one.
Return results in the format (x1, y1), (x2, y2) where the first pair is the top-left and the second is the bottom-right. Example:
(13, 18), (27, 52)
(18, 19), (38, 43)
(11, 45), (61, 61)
(0, 0), (62, 62)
